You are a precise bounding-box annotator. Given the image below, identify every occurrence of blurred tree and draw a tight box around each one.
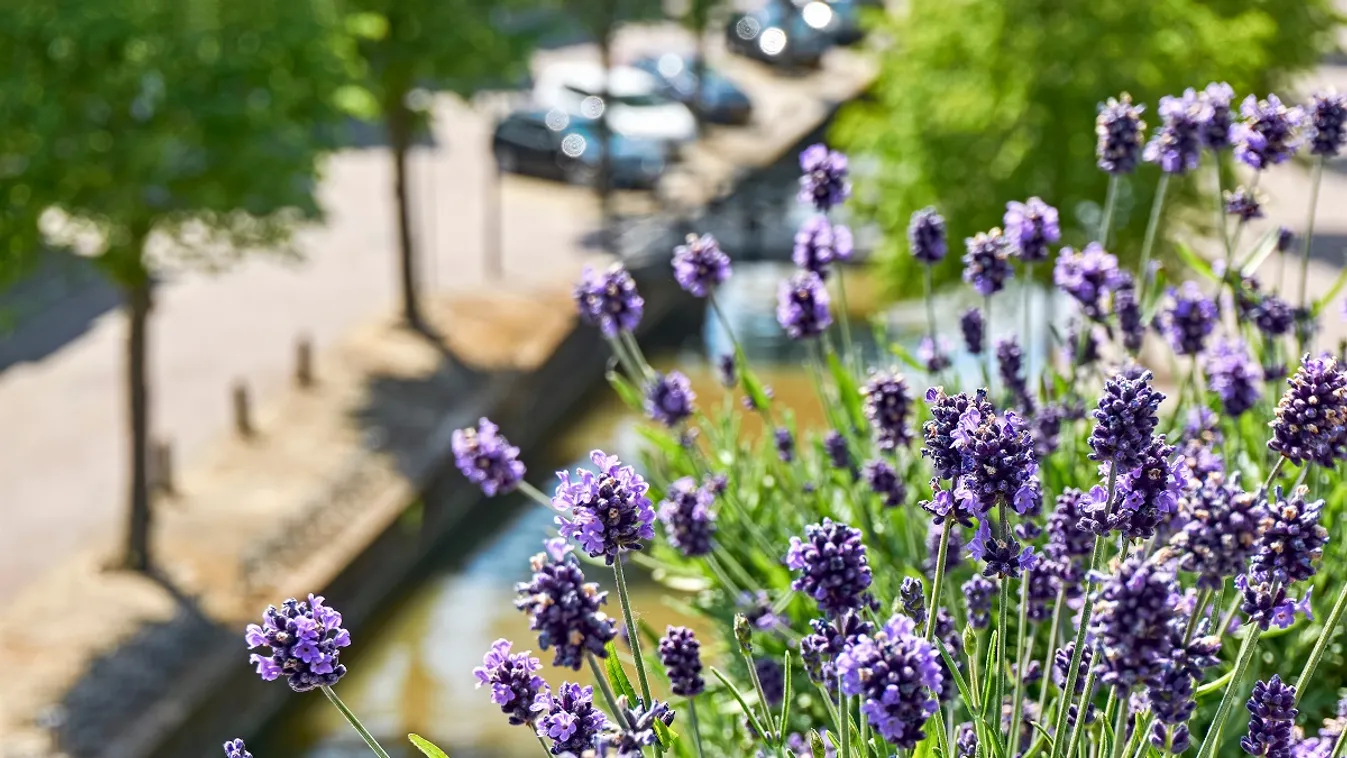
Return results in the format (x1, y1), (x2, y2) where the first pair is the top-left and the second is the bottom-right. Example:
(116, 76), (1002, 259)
(345, 0), (542, 331)
(0, 0), (359, 571)
(834, 0), (1340, 298)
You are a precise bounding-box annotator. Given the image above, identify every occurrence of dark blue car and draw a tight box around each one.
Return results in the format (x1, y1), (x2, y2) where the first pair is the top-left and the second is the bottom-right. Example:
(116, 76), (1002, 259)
(631, 54), (753, 126)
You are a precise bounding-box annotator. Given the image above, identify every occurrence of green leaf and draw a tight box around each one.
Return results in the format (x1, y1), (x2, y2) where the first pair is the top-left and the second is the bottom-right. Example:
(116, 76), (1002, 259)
(408, 733), (450, 758)
(1195, 668), (1235, 698)
(654, 716), (680, 750)
(825, 348), (866, 431)
(779, 650), (794, 736)
(1313, 254), (1347, 316)
(1238, 228), (1280, 278)
(607, 369), (645, 414)
(345, 11), (389, 40)
(1174, 241), (1219, 282)
(604, 642), (640, 704)
(809, 729), (830, 758)
(711, 666), (769, 740)
(889, 341), (927, 373)
(332, 84), (380, 120)
(935, 637), (977, 713)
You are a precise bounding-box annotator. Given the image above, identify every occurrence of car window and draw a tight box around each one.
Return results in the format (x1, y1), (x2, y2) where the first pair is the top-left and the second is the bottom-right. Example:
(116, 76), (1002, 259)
(612, 93), (668, 107)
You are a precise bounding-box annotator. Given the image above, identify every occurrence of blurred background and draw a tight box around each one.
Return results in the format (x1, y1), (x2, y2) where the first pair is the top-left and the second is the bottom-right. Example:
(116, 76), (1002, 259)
(0, 0), (1343, 756)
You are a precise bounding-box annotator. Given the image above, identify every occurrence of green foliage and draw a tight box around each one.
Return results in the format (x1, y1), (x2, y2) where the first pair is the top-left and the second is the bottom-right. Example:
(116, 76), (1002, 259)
(0, 0), (357, 283)
(834, 0), (1340, 298)
(407, 733), (451, 758)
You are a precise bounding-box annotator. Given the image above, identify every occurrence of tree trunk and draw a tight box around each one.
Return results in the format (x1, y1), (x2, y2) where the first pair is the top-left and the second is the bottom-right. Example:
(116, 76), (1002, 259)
(388, 98), (423, 331)
(122, 277), (152, 572)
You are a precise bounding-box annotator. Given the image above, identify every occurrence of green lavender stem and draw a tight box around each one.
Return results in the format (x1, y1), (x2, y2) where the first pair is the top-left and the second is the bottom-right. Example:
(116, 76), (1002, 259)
(613, 558), (654, 705)
(1299, 156), (1326, 353)
(1195, 624), (1265, 758)
(1332, 718), (1347, 758)
(1138, 173), (1170, 304)
(1010, 575), (1031, 755)
(743, 642), (779, 743)
(985, 295), (994, 393)
(538, 735), (555, 756)
(841, 690), (852, 758)
(1108, 692), (1131, 758)
(836, 266), (859, 374)
(1037, 587), (1067, 714)
(1295, 579), (1347, 699)
(925, 521), (953, 639)
(1062, 654), (1100, 758)
(688, 697), (708, 758)
(996, 575), (1009, 754)
(588, 653), (624, 715)
(321, 686), (393, 758)
(518, 480), (554, 509)
(606, 333), (644, 383)
(1099, 174), (1120, 247)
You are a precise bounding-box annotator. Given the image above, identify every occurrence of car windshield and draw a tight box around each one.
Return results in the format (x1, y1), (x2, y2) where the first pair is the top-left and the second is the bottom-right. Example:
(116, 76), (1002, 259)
(610, 92), (669, 107)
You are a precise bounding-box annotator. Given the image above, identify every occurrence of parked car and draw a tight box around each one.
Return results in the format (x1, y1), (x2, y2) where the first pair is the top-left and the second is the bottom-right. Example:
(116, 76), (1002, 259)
(814, 0), (885, 46)
(724, 0), (832, 69)
(492, 109), (667, 190)
(631, 54), (753, 126)
(532, 61), (698, 150)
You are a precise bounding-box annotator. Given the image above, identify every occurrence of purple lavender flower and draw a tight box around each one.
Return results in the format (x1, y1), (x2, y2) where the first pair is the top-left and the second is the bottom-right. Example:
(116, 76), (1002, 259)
(671, 233), (731, 297)
(1147, 632), (1221, 754)
(1030, 405), (1065, 458)
(1054, 243), (1123, 321)
(1198, 82), (1236, 150)
(1269, 354), (1347, 467)
(1025, 561), (1057, 622)
(515, 539), (618, 669)
(1252, 293), (1296, 338)
(801, 612), (873, 689)
(1225, 186), (1265, 222)
(1170, 472), (1268, 590)
(1089, 556), (1180, 690)
(1114, 272), (1145, 353)
(658, 477), (717, 558)
(643, 371), (695, 427)
(1205, 339), (1264, 417)
(862, 459), (906, 508)
(223, 740), (252, 758)
(245, 595), (351, 692)
(1046, 489), (1094, 593)
(963, 228), (1015, 296)
(1087, 436), (1188, 541)
(717, 353), (737, 388)
(575, 264), (643, 337)
(772, 427), (797, 464)
(777, 270), (832, 340)
(899, 576), (927, 626)
(836, 614), (943, 749)
(1237, 572), (1314, 630)
(1234, 94), (1304, 169)
(1062, 320), (1101, 369)
(919, 336), (953, 373)
(1250, 485), (1327, 585)
(996, 337), (1029, 403)
(607, 696), (674, 757)
(787, 519), (875, 616)
(923, 388), (995, 482)
(535, 681), (610, 755)
(960, 308), (985, 355)
(956, 724), (978, 758)
(799, 143), (850, 211)
(756, 658), (785, 707)
(658, 626), (705, 697)
(969, 519), (1037, 578)
(963, 574), (995, 629)
(862, 370), (914, 450)
(475, 639), (549, 725)
(1097, 94), (1147, 174)
(1242, 676), (1298, 757)
(794, 215), (854, 279)
(453, 417), (526, 497)
(954, 401), (1040, 515)
(824, 430), (852, 471)
(1307, 90), (1347, 157)
(908, 207), (947, 264)
(1090, 368), (1164, 471)
(1145, 89), (1204, 174)
(1003, 197), (1061, 262)
(1160, 282), (1219, 356)
(554, 450), (656, 564)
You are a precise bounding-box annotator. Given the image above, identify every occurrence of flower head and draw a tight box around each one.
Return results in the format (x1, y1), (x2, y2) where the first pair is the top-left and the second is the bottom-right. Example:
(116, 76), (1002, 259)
(787, 519), (875, 616)
(1114, 273), (1146, 354)
(1241, 676), (1298, 758)
(671, 233), (731, 297)
(963, 228), (1015, 296)
(223, 740), (252, 758)
(923, 388), (995, 482)
(953, 402), (1039, 515)
(575, 264), (643, 337)
(554, 450), (656, 564)
(453, 417), (526, 497)
(836, 614), (943, 748)
(1089, 556), (1181, 690)
(245, 594), (351, 692)
(801, 611), (874, 689)
(1003, 197), (1061, 262)
(1251, 294), (1296, 338)
(1237, 573), (1313, 631)
(535, 681), (610, 755)
(919, 336), (953, 373)
(1224, 186), (1264, 222)
(997, 337), (1029, 405)
(1197, 82), (1236, 150)
(1089, 368), (1164, 471)
(1250, 485), (1327, 585)
(644, 371), (695, 427)
(775, 427), (795, 462)
(1046, 489), (1095, 594)
(1054, 243), (1124, 321)
(1234, 94), (1304, 169)
(799, 144), (850, 211)
(1145, 89), (1204, 174)
(960, 308), (985, 355)
(794, 215), (854, 278)
(515, 539), (618, 669)
(1097, 94), (1147, 174)
(1307, 90), (1347, 157)
(1205, 338), (1264, 417)
(474, 639), (549, 725)
(970, 519), (1037, 579)
(658, 626), (705, 697)
(606, 696), (675, 757)
(963, 574), (995, 629)
(908, 207), (947, 264)
(1084, 436), (1187, 540)
(1268, 354), (1347, 467)
(862, 369), (914, 450)
(1170, 472), (1268, 589)
(777, 271), (832, 340)
(899, 577), (927, 626)
(1160, 282), (1219, 356)
(658, 477), (717, 558)
(863, 459), (906, 508)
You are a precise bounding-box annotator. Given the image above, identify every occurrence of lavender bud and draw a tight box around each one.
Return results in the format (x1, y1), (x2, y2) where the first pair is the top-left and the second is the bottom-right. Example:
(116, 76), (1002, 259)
(658, 478), (717, 558)
(908, 207), (947, 264)
(535, 681), (610, 754)
(1097, 93), (1147, 174)
(658, 626), (705, 697)
(798, 144), (850, 212)
(474, 639), (549, 725)
(960, 308), (985, 355)
(1089, 556), (1180, 691)
(777, 271), (832, 340)
(1250, 485), (1327, 585)
(245, 594), (351, 692)
(963, 228), (1015, 296)
(794, 215), (854, 279)
(836, 614), (943, 748)
(1234, 94), (1304, 169)
(453, 417), (526, 497)
(786, 519), (875, 617)
(900, 577), (927, 626)
(1241, 676), (1298, 757)
(515, 539), (618, 669)
(1145, 89), (1204, 174)
(862, 458), (906, 508)
(671, 233), (731, 297)
(575, 264), (643, 337)
(1089, 368), (1164, 471)
(1197, 82), (1236, 150)
(1160, 282), (1219, 356)
(554, 450), (656, 564)
(862, 369), (914, 450)
(1307, 90), (1347, 158)
(1003, 197), (1061, 263)
(223, 740), (253, 758)
(644, 371), (695, 427)
(1268, 354), (1347, 467)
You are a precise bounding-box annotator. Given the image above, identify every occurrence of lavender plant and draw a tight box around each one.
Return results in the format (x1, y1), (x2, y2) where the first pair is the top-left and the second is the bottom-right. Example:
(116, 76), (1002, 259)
(225, 87), (1347, 758)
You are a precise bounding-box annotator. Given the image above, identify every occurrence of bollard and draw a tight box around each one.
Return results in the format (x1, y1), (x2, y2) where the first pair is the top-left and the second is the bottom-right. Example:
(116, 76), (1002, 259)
(232, 380), (254, 437)
(295, 336), (314, 388)
(151, 438), (175, 496)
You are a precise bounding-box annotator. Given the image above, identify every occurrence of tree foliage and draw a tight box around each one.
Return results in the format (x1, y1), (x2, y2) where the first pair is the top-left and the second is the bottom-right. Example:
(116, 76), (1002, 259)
(834, 0), (1341, 297)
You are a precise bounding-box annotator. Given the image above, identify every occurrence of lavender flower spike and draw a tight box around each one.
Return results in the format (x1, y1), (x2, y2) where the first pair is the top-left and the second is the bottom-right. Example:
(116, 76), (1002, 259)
(1307, 90), (1347, 158)
(1160, 281), (1219, 356)
(1097, 93), (1147, 174)
(574, 264), (643, 337)
(861, 369), (914, 450)
(1251, 485), (1328, 585)
(1003, 197), (1061, 263)
(223, 740), (253, 758)
(1205, 339), (1264, 418)
(963, 228), (1015, 296)
(453, 417), (526, 496)
(658, 477), (717, 558)
(515, 538), (618, 669)
(794, 215), (854, 279)
(1146, 89), (1204, 174)
(786, 518), (875, 616)
(909, 207), (948, 264)
(554, 450), (657, 564)
(836, 613), (943, 748)
(474, 638), (549, 725)
(671, 233), (731, 297)
(777, 270), (832, 340)
(960, 308), (985, 355)
(1053, 242), (1122, 321)
(1089, 367), (1164, 474)
(1241, 676), (1298, 757)
(1089, 556), (1180, 690)
(658, 626), (705, 697)
(1234, 93), (1305, 169)
(644, 370), (695, 427)
(799, 143), (850, 211)
(245, 594), (352, 692)
(1268, 354), (1347, 467)
(1197, 82), (1236, 150)
(534, 681), (610, 755)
